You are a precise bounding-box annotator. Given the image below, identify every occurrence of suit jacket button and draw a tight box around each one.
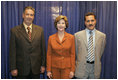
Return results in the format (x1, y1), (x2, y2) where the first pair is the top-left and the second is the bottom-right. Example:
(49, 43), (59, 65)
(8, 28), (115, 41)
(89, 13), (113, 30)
(62, 57), (64, 59)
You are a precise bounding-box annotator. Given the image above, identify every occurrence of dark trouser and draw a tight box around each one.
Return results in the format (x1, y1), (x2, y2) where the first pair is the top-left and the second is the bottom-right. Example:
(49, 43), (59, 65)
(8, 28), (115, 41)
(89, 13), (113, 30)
(16, 69), (40, 79)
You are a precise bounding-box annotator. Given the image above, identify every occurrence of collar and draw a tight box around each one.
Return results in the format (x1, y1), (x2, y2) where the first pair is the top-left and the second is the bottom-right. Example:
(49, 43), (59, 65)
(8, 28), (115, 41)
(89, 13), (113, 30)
(23, 22), (32, 30)
(55, 31), (68, 44)
(85, 28), (96, 34)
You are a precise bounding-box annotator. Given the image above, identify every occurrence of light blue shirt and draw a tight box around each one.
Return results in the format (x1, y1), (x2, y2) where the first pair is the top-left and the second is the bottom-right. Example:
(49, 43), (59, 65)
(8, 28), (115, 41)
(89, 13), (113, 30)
(86, 28), (96, 61)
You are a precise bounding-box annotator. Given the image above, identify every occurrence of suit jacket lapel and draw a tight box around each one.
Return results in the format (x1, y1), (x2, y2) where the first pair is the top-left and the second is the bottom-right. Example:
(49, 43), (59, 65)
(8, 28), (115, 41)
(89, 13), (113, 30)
(62, 32), (67, 43)
(83, 30), (88, 48)
(95, 30), (98, 49)
(18, 24), (37, 42)
(18, 24), (30, 41)
(31, 24), (37, 41)
(55, 32), (61, 44)
(55, 32), (67, 44)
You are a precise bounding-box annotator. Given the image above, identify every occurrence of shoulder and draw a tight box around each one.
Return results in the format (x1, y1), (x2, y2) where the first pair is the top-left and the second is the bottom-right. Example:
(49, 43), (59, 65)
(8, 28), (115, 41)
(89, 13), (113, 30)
(96, 30), (106, 37)
(66, 32), (74, 39)
(49, 33), (56, 39)
(33, 24), (44, 31)
(10, 24), (23, 32)
(74, 30), (85, 36)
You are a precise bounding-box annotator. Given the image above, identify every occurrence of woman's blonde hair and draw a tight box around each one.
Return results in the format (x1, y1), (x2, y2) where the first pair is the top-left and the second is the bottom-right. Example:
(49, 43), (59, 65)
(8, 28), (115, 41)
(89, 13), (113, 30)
(54, 15), (69, 30)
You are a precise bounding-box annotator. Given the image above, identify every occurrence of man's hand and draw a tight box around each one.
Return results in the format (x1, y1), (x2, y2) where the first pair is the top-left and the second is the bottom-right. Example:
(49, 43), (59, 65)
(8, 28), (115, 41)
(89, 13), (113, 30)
(40, 66), (45, 73)
(11, 69), (18, 76)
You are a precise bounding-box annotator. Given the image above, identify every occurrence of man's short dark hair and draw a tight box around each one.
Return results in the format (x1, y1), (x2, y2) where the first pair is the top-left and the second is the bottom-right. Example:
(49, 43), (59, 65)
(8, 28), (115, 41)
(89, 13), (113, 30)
(84, 12), (96, 21)
(23, 6), (35, 14)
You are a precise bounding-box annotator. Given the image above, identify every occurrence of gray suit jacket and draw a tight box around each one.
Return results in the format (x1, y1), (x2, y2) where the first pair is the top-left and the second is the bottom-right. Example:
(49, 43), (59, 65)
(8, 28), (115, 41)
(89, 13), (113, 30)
(9, 24), (46, 76)
(74, 29), (106, 78)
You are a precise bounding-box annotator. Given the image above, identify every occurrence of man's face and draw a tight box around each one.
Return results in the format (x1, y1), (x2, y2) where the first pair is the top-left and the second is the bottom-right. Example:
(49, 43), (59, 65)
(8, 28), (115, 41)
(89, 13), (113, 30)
(85, 15), (96, 30)
(22, 9), (34, 26)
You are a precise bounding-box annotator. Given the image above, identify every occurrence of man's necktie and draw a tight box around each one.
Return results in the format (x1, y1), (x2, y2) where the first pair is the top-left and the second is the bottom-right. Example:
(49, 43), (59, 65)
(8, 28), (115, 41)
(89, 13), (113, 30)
(87, 31), (94, 62)
(27, 26), (31, 41)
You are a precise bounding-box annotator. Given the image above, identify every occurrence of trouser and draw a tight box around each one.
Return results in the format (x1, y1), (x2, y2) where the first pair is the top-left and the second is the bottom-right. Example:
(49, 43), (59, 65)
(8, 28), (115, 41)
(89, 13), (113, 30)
(51, 67), (71, 79)
(16, 69), (40, 79)
(76, 62), (95, 79)
(85, 62), (94, 79)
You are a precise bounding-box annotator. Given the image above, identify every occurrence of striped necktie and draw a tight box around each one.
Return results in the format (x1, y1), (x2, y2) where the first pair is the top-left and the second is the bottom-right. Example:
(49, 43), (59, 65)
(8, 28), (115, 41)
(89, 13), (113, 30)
(27, 26), (31, 41)
(87, 31), (94, 62)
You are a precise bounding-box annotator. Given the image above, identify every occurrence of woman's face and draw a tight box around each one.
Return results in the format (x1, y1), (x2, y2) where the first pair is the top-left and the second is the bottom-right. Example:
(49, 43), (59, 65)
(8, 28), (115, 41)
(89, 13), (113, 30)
(57, 19), (66, 32)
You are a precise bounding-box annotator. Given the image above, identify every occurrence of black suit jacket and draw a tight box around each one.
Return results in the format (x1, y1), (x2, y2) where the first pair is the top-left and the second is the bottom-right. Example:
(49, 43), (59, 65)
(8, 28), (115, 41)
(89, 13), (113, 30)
(9, 24), (46, 76)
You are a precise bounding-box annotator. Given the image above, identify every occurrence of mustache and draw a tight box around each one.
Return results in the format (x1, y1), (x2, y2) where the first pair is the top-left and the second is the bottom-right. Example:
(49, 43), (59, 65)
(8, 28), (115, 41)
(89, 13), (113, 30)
(89, 24), (93, 26)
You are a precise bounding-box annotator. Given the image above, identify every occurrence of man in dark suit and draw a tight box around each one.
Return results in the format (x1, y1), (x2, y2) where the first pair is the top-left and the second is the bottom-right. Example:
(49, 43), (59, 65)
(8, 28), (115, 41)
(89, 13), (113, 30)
(9, 6), (46, 79)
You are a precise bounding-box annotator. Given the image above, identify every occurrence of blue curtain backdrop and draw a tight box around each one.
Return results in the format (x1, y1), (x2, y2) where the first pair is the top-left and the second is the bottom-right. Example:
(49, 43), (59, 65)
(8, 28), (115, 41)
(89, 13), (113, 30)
(1, 1), (117, 79)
